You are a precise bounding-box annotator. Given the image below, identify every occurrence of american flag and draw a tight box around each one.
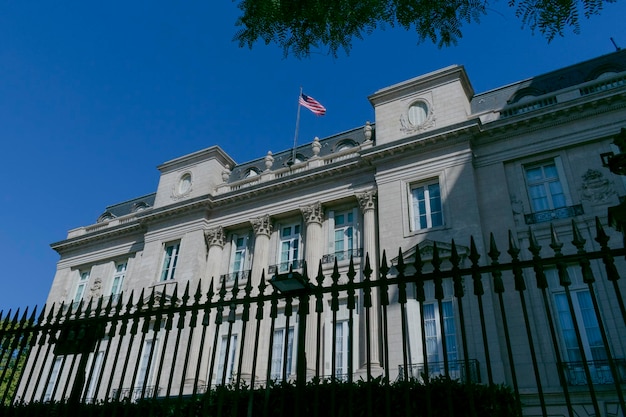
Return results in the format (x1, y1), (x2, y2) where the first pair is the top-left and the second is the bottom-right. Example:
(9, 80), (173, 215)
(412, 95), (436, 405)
(299, 93), (326, 116)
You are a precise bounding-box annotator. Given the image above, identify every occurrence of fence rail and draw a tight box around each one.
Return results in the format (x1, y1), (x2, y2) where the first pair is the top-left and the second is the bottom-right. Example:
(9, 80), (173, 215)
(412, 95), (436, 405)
(1, 219), (626, 417)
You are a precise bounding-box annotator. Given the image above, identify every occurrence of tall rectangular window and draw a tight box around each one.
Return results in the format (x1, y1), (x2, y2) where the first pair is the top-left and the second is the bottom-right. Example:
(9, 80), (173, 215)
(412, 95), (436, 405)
(279, 225), (301, 272)
(410, 181), (443, 231)
(525, 161), (566, 212)
(160, 242), (180, 281)
(216, 334), (238, 384)
(333, 210), (355, 261)
(334, 321), (349, 377)
(554, 290), (606, 363)
(44, 357), (63, 401)
(110, 262), (126, 302)
(73, 270), (91, 305)
(229, 234), (250, 276)
(270, 327), (294, 380)
(85, 350), (104, 401)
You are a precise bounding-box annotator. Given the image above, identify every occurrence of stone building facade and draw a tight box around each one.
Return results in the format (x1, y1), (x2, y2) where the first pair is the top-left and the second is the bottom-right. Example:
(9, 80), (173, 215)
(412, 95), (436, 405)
(43, 50), (626, 411)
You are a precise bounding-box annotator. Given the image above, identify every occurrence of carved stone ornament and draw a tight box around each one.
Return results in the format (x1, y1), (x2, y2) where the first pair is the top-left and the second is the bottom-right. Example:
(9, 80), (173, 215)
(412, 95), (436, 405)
(312, 137), (321, 157)
(222, 165), (231, 183)
(171, 172), (193, 200)
(251, 214), (272, 237)
(90, 277), (102, 298)
(399, 101), (436, 134)
(357, 190), (377, 212)
(364, 121), (372, 142)
(580, 169), (616, 203)
(264, 151), (274, 171)
(300, 201), (324, 225)
(205, 226), (227, 248)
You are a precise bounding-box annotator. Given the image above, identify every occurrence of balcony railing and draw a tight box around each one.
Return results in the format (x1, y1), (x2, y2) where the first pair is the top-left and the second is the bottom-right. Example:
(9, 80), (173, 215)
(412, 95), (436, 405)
(219, 270), (251, 284)
(111, 385), (161, 401)
(524, 204), (584, 224)
(268, 259), (304, 274)
(397, 359), (481, 383)
(321, 248), (363, 264)
(561, 359), (626, 386)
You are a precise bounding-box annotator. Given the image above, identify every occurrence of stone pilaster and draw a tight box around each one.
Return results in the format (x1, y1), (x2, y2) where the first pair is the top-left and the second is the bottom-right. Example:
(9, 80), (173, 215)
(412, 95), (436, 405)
(357, 190), (383, 373)
(300, 202), (324, 377)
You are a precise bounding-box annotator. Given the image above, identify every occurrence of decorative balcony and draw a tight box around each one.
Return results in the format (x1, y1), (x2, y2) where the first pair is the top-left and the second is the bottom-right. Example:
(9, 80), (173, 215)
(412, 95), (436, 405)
(397, 359), (481, 383)
(268, 259), (304, 274)
(321, 248), (363, 264)
(524, 204), (584, 224)
(219, 270), (251, 284)
(561, 359), (626, 385)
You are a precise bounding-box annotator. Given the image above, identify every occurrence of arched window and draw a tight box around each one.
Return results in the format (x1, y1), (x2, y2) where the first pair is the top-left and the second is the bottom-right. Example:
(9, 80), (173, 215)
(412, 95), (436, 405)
(408, 101), (429, 126)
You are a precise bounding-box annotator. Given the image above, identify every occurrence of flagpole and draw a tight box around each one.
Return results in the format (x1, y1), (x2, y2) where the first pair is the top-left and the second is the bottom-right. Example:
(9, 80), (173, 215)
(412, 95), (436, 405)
(290, 87), (302, 166)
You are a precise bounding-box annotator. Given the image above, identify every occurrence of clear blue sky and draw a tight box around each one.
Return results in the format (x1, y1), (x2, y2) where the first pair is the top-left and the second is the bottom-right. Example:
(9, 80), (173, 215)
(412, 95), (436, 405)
(1, 1), (625, 313)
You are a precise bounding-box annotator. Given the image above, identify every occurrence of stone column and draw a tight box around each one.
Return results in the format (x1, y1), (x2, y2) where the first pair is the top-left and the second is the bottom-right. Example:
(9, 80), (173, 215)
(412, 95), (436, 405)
(204, 227), (226, 290)
(357, 190), (383, 373)
(239, 214), (272, 382)
(300, 202), (324, 377)
(184, 227), (226, 391)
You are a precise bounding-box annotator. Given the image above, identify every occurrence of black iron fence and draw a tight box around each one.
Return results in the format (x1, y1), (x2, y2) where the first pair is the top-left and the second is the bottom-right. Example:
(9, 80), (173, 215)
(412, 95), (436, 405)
(1, 219), (626, 417)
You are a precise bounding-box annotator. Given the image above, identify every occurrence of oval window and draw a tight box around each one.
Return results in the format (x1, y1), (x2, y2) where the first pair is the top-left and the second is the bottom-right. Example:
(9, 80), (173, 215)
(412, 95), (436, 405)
(178, 173), (192, 194)
(408, 101), (429, 126)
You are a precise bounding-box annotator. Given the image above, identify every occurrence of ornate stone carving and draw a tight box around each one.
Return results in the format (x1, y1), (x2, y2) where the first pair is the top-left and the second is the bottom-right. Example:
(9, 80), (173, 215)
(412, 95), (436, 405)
(510, 194), (524, 226)
(264, 151), (274, 171)
(364, 121), (372, 142)
(580, 169), (616, 203)
(221, 165), (231, 183)
(357, 190), (377, 213)
(300, 202), (324, 225)
(251, 214), (272, 237)
(204, 226), (226, 248)
(90, 277), (102, 298)
(312, 137), (321, 157)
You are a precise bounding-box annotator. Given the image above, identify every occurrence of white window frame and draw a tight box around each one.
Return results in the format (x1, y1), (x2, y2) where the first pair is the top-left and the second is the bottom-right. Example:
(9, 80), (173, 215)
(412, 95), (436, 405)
(328, 208), (359, 261)
(85, 350), (104, 401)
(334, 320), (349, 377)
(215, 334), (238, 384)
(229, 233), (250, 275)
(270, 326), (295, 380)
(160, 241), (180, 282)
(133, 337), (160, 399)
(110, 261), (127, 302)
(278, 223), (301, 273)
(524, 157), (572, 212)
(409, 179), (443, 231)
(73, 270), (91, 305)
(324, 300), (358, 379)
(420, 280), (458, 378)
(44, 357), (63, 401)
(547, 267), (607, 364)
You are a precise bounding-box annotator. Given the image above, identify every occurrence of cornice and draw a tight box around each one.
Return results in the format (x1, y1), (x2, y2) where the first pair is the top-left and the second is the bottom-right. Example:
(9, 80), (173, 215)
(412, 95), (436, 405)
(361, 120), (480, 164)
(51, 221), (145, 253)
(476, 90), (626, 143)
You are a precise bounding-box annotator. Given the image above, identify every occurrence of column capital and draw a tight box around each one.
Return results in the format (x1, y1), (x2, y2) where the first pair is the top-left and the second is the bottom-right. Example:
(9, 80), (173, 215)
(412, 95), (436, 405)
(251, 214), (272, 237)
(204, 226), (226, 248)
(357, 190), (377, 213)
(300, 201), (324, 225)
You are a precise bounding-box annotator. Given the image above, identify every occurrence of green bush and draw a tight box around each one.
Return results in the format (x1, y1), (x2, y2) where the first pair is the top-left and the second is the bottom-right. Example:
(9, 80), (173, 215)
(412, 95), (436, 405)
(0, 377), (516, 417)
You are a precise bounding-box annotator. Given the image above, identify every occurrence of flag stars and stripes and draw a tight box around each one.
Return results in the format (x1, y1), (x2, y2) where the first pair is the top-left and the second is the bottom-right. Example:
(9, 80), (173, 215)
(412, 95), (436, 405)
(299, 93), (326, 116)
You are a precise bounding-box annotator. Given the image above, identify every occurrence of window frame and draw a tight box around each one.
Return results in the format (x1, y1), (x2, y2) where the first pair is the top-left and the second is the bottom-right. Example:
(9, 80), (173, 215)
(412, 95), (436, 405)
(270, 326), (295, 380)
(408, 178), (444, 232)
(159, 241), (180, 282)
(277, 223), (302, 273)
(327, 207), (359, 262)
(110, 261), (127, 302)
(73, 269), (91, 305)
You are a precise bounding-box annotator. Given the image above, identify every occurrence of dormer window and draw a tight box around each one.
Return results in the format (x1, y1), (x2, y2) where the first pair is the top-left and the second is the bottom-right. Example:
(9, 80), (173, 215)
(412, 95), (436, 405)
(408, 101), (429, 126)
(244, 168), (260, 178)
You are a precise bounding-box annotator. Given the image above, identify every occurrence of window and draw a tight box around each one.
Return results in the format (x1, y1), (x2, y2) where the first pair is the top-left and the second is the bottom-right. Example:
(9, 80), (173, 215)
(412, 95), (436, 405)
(85, 350), (104, 401)
(160, 242), (180, 281)
(525, 161), (566, 212)
(422, 280), (458, 378)
(44, 357), (63, 401)
(331, 209), (356, 261)
(278, 224), (301, 272)
(215, 334), (238, 384)
(73, 270), (91, 305)
(410, 180), (443, 231)
(110, 262), (126, 302)
(548, 267), (611, 385)
(270, 327), (295, 380)
(135, 338), (158, 397)
(334, 320), (349, 377)
(229, 234), (250, 275)
(408, 101), (429, 126)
